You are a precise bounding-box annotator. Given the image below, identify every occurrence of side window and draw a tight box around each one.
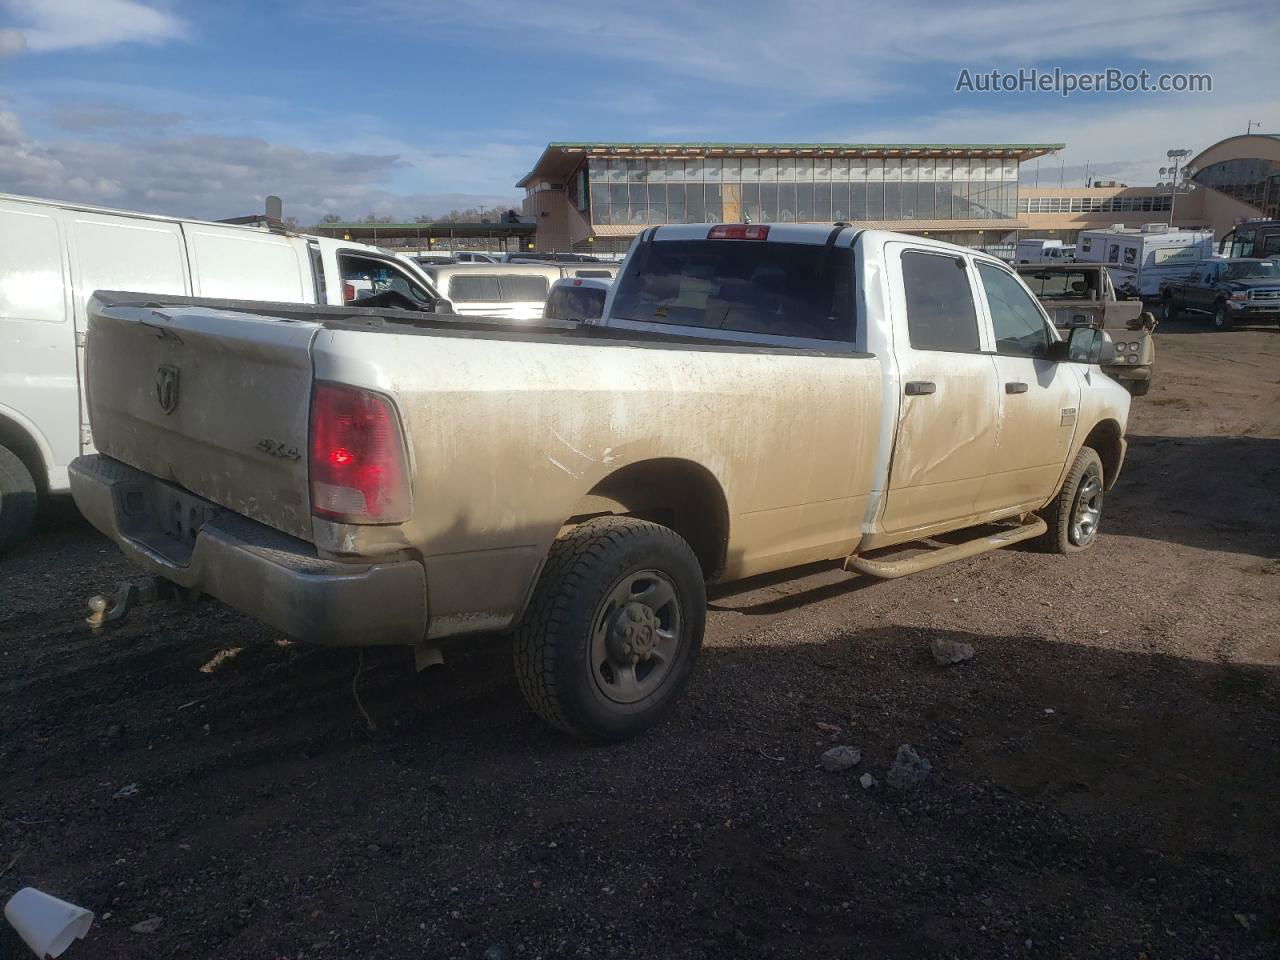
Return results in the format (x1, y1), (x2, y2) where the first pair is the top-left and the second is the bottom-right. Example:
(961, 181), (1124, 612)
(901, 251), (980, 353)
(339, 254), (433, 306)
(1263, 235), (1280, 257)
(977, 263), (1051, 359)
(1203, 263), (1216, 283)
(1108, 243), (1120, 264)
(499, 275), (550, 301)
(1080, 237), (1092, 254)
(449, 275), (502, 302)
(0, 210), (64, 323)
(1122, 247), (1137, 266)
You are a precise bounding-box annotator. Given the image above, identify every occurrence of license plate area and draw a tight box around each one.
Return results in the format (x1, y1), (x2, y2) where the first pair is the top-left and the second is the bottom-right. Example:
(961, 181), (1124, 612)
(156, 488), (221, 545)
(116, 476), (224, 566)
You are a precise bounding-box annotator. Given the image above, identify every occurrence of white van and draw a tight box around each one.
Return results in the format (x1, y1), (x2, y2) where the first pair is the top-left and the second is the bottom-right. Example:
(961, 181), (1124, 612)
(417, 263), (564, 321)
(0, 192), (444, 549)
(1075, 224), (1215, 298)
(1015, 238), (1074, 264)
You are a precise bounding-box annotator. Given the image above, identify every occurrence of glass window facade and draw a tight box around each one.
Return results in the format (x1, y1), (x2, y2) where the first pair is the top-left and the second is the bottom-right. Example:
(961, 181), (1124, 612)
(1191, 158), (1280, 220)
(1017, 194), (1173, 214)
(585, 154), (1020, 226)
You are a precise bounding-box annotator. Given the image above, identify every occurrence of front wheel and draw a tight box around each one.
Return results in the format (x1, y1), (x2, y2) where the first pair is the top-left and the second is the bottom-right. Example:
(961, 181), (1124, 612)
(1212, 302), (1233, 330)
(1126, 379), (1152, 398)
(1162, 294), (1179, 322)
(1038, 447), (1105, 554)
(514, 516), (706, 742)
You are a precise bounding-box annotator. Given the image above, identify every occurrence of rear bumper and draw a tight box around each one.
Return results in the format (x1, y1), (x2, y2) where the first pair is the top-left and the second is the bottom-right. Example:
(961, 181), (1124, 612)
(69, 455), (427, 646)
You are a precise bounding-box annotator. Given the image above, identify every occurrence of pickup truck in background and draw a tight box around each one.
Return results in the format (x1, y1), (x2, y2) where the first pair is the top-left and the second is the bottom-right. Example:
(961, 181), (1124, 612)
(1159, 257), (1280, 330)
(1016, 262), (1158, 397)
(0, 192), (448, 552)
(70, 225), (1129, 741)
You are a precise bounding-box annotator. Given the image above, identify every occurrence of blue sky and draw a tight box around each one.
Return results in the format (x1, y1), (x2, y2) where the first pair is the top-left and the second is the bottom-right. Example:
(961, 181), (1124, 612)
(1, 0), (1276, 222)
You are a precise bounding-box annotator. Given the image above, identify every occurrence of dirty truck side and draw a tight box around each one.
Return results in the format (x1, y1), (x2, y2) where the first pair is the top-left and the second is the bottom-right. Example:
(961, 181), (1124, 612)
(70, 226), (1130, 741)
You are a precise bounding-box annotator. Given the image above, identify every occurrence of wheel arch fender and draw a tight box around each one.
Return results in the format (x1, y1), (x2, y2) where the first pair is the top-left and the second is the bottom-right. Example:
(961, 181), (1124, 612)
(564, 457), (730, 582)
(0, 404), (55, 495)
(1082, 418), (1125, 490)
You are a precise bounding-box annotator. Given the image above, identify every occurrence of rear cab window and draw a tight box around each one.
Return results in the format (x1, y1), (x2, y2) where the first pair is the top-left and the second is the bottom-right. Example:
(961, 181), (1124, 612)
(609, 237), (856, 344)
(448, 274), (549, 303)
(545, 285), (608, 321)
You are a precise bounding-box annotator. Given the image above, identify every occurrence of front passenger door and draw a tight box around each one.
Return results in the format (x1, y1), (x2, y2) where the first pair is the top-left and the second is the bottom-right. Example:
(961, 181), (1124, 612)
(974, 263), (1081, 513)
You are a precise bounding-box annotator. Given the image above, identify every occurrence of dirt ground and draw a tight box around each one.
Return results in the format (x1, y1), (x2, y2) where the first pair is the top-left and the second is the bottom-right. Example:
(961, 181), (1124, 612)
(2, 319), (1278, 960)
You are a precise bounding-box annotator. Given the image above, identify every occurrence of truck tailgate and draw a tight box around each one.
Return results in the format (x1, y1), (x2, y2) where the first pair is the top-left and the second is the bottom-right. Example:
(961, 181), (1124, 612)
(85, 300), (319, 540)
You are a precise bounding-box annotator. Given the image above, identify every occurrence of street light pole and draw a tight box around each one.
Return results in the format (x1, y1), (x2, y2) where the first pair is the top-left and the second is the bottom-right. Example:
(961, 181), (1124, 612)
(1166, 148), (1191, 226)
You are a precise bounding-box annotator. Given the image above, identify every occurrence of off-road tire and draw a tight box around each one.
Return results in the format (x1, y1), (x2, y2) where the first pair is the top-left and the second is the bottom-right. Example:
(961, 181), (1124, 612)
(0, 444), (38, 553)
(1038, 446), (1105, 554)
(514, 516), (706, 742)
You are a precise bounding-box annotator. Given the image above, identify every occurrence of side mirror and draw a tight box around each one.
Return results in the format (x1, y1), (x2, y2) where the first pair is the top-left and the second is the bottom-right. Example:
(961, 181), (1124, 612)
(432, 297), (455, 315)
(1052, 327), (1114, 364)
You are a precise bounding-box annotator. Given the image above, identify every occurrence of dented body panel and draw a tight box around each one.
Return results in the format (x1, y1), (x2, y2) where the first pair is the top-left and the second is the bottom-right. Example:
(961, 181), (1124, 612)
(74, 228), (1131, 648)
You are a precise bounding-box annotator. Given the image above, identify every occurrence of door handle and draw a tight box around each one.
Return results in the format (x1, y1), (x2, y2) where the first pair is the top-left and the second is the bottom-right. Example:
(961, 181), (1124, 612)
(904, 381), (936, 396)
(1005, 381), (1029, 394)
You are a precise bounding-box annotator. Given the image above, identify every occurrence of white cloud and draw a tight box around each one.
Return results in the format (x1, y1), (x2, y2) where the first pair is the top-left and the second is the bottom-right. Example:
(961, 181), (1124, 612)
(0, 108), (521, 222)
(358, 0), (1271, 98)
(0, 0), (186, 53)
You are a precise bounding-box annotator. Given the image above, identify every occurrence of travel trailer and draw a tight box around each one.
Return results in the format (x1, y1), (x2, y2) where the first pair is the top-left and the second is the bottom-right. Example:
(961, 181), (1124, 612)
(1075, 224), (1214, 298)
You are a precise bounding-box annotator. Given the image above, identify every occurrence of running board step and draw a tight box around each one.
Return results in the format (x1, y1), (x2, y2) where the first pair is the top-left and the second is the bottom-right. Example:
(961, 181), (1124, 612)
(845, 517), (1047, 580)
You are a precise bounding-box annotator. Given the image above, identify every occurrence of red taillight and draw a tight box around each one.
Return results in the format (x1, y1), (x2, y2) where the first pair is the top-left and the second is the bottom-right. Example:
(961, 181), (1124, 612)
(707, 224), (769, 240)
(343, 282), (356, 302)
(309, 382), (411, 524)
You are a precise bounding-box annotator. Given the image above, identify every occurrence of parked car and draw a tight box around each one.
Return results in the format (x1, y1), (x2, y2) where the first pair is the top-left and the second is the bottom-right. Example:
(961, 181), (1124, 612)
(1074, 225), (1214, 298)
(70, 225), (1128, 741)
(0, 192), (445, 551)
(1015, 238), (1074, 264)
(1159, 258), (1280, 329)
(543, 277), (612, 322)
(1016, 263), (1157, 396)
(416, 263), (562, 320)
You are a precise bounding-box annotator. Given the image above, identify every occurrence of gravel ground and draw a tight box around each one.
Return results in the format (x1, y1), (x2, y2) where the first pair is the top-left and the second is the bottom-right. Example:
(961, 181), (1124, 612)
(2, 320), (1278, 959)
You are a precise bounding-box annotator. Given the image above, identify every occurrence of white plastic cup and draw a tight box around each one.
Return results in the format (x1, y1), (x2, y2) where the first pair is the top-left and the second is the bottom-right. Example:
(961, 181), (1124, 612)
(4, 887), (94, 958)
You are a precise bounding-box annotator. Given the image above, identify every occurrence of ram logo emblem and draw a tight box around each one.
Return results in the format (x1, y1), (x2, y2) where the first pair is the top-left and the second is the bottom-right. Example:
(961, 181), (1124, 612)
(155, 365), (180, 415)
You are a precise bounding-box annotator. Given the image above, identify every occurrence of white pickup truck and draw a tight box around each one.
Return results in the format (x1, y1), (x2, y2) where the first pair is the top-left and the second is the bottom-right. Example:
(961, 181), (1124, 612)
(70, 224), (1130, 741)
(0, 192), (447, 551)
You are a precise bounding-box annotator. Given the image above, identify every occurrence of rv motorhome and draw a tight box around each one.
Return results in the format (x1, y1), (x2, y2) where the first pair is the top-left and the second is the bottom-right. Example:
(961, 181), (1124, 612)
(1075, 224), (1215, 298)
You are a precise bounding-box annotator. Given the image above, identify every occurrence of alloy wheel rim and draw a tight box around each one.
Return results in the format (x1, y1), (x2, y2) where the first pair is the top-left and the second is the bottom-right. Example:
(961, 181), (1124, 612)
(588, 569), (682, 705)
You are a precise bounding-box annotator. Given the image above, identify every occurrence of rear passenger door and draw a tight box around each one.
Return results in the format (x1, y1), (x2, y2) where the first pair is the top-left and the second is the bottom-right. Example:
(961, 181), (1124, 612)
(879, 247), (1000, 536)
(973, 262), (1080, 513)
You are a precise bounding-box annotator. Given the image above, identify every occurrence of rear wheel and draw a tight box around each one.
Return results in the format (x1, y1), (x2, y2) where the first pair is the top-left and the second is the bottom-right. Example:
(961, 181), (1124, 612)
(514, 516), (706, 742)
(0, 444), (38, 554)
(1038, 447), (1105, 554)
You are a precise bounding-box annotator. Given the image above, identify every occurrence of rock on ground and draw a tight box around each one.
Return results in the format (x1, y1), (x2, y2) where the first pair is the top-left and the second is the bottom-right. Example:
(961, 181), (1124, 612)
(820, 745), (861, 772)
(886, 744), (932, 789)
(930, 637), (975, 666)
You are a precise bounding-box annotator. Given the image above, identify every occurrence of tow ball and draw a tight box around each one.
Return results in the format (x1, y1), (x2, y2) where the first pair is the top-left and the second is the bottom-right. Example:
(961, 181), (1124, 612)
(85, 577), (167, 634)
